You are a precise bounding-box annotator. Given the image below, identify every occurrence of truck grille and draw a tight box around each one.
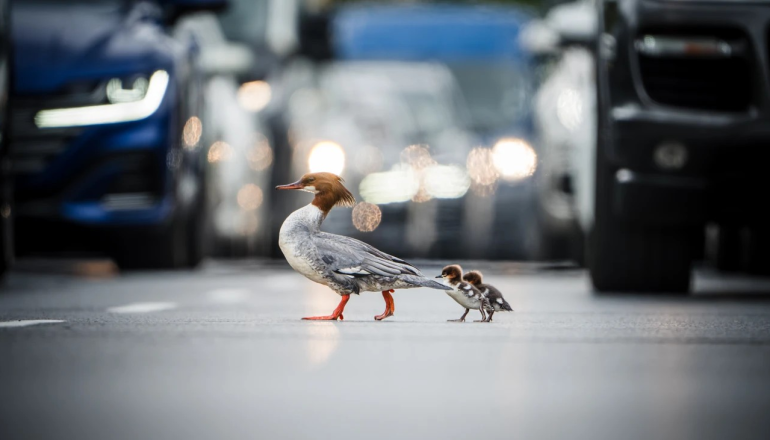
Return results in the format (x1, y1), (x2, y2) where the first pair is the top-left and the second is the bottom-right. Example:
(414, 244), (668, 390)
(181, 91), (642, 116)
(637, 29), (752, 112)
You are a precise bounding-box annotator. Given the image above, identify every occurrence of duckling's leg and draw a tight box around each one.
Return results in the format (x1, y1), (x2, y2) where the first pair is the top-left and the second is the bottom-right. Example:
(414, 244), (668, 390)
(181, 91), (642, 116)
(374, 290), (395, 321)
(302, 295), (350, 320)
(474, 307), (488, 323)
(448, 308), (469, 322)
(486, 311), (495, 322)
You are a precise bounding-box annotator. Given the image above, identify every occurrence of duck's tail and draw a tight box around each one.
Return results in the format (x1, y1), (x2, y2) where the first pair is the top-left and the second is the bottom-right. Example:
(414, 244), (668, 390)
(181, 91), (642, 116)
(407, 276), (451, 291)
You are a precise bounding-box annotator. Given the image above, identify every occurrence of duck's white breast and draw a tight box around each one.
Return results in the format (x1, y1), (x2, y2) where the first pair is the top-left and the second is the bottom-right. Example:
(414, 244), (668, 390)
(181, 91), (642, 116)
(279, 205), (327, 284)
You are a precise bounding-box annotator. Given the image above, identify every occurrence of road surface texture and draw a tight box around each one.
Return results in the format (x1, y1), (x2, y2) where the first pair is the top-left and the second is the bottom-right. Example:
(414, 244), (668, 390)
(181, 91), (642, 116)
(2, 259), (770, 440)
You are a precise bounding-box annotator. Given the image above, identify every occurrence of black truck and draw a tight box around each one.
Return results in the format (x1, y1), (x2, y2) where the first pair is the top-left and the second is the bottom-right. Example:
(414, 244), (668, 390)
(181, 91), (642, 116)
(587, 0), (770, 292)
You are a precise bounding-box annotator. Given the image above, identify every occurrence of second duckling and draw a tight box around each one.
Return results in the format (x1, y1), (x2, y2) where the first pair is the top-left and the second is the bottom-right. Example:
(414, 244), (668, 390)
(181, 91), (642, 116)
(437, 265), (491, 322)
(463, 270), (513, 322)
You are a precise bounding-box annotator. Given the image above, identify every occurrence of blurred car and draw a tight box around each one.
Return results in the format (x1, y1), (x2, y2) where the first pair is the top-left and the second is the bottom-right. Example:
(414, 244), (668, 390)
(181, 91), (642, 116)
(213, 0), (305, 257)
(9, 0), (224, 269)
(174, 11), (274, 256)
(0, 0), (9, 279)
(522, 1), (597, 262)
(283, 61), (476, 257)
(288, 3), (543, 260)
(572, 0), (770, 292)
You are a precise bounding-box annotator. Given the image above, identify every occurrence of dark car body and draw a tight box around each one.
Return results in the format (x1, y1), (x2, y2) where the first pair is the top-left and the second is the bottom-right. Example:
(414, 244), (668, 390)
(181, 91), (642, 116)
(587, 0), (770, 291)
(0, 0), (10, 278)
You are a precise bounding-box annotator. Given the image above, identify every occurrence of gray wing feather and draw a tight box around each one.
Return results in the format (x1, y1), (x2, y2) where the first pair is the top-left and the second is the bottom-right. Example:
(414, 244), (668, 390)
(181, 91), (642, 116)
(314, 232), (423, 278)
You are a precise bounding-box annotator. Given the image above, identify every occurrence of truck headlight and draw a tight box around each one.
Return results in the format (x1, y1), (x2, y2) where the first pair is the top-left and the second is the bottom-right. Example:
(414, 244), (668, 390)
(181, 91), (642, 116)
(35, 70), (169, 128)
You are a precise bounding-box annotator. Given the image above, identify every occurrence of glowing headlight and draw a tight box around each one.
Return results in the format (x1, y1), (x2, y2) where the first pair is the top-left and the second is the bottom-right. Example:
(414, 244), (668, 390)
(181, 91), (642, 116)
(492, 138), (537, 181)
(35, 70), (169, 128)
(308, 141), (345, 175)
(106, 76), (149, 103)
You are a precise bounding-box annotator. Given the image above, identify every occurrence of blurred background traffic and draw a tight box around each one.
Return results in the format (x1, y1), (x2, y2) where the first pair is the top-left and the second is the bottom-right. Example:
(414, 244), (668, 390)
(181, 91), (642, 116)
(2, 0), (769, 294)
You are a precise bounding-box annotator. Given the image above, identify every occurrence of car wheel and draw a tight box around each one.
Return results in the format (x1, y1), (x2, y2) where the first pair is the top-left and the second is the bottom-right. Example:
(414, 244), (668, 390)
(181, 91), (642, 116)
(587, 158), (692, 293)
(184, 187), (208, 268)
(111, 214), (189, 271)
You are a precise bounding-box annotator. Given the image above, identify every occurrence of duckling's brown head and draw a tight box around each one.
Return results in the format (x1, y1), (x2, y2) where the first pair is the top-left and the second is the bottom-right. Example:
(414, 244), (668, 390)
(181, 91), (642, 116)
(436, 264), (463, 283)
(276, 172), (355, 215)
(462, 270), (484, 286)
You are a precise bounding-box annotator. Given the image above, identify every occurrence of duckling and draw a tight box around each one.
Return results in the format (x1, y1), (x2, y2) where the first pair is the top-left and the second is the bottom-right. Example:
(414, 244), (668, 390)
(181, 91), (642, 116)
(463, 270), (513, 322)
(436, 264), (491, 322)
(276, 172), (451, 321)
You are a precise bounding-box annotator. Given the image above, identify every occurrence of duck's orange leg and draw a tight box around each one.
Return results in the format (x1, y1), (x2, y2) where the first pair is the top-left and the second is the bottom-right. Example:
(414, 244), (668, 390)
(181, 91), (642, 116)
(374, 290), (395, 321)
(303, 295), (350, 321)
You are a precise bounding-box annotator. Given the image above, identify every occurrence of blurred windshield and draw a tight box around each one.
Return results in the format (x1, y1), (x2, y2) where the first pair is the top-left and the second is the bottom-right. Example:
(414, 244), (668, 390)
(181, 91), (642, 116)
(217, 0), (268, 46)
(447, 62), (530, 132)
(319, 62), (466, 144)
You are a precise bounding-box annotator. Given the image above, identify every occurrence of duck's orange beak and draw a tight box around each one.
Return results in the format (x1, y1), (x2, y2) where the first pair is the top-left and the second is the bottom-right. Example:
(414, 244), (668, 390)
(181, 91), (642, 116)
(276, 180), (303, 190)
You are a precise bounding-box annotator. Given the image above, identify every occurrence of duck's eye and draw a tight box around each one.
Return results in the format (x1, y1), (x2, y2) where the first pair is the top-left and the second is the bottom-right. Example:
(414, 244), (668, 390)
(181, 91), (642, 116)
(306, 177), (315, 183)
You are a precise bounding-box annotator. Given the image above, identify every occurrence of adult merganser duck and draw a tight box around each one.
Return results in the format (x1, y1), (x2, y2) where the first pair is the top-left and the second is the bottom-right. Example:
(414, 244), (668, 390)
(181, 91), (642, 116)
(436, 265), (491, 322)
(463, 270), (513, 322)
(276, 172), (450, 321)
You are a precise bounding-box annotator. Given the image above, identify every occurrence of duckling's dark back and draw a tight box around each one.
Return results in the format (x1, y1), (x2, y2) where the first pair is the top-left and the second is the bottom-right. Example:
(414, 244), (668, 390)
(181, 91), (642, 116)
(479, 283), (512, 311)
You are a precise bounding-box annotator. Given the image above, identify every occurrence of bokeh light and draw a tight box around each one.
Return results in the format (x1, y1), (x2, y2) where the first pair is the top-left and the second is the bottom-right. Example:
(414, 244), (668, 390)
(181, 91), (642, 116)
(470, 181), (497, 197)
(207, 141), (233, 163)
(492, 138), (537, 181)
(424, 165), (470, 199)
(237, 184), (263, 210)
(359, 166), (419, 204)
(352, 202), (382, 232)
(308, 141), (345, 175)
(400, 144), (436, 203)
(400, 144), (436, 171)
(466, 147), (498, 186)
(182, 116), (202, 149)
(247, 135), (273, 171)
(237, 80), (272, 112)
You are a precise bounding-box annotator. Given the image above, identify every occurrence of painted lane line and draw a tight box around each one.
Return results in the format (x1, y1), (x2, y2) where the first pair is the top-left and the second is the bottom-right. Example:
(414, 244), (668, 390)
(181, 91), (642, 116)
(0, 320), (66, 328)
(107, 302), (177, 314)
(206, 288), (252, 304)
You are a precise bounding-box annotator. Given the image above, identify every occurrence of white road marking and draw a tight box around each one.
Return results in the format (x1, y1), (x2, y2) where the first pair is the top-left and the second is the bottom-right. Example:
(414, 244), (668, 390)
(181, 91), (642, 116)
(107, 302), (177, 314)
(0, 319), (65, 328)
(206, 288), (251, 304)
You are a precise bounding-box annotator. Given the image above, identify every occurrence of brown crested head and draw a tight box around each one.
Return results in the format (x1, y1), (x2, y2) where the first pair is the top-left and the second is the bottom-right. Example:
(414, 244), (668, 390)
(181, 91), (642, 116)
(438, 264), (463, 281)
(276, 172), (355, 215)
(462, 270), (484, 286)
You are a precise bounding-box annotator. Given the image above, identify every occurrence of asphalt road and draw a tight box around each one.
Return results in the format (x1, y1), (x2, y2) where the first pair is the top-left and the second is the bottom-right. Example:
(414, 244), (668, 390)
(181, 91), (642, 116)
(2, 259), (770, 440)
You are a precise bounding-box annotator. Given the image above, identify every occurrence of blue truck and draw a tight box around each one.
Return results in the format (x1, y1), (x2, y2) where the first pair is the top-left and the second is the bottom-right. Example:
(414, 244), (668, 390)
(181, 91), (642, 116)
(9, 0), (226, 269)
(324, 3), (543, 259)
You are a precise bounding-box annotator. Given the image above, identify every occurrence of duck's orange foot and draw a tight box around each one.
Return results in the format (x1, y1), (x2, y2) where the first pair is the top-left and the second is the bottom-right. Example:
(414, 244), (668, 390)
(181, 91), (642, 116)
(374, 310), (393, 321)
(302, 295), (349, 321)
(374, 290), (395, 321)
(302, 315), (341, 321)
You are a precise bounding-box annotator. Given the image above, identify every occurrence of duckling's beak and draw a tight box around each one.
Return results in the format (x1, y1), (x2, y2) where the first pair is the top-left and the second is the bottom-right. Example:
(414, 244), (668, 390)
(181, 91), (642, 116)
(276, 180), (303, 190)
(435, 275), (443, 278)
